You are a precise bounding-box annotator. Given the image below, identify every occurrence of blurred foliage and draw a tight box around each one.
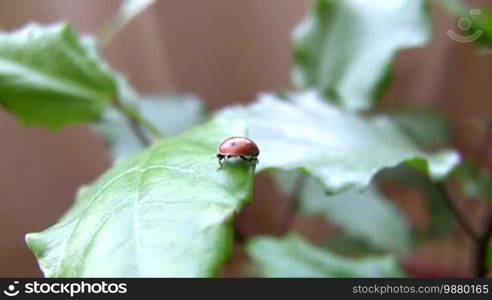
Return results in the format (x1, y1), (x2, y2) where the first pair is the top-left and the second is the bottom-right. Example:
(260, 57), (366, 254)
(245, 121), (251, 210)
(378, 166), (455, 239)
(322, 236), (384, 257)
(454, 163), (492, 203)
(299, 178), (411, 255)
(293, 0), (430, 111)
(246, 234), (404, 277)
(388, 107), (452, 149)
(274, 171), (411, 254)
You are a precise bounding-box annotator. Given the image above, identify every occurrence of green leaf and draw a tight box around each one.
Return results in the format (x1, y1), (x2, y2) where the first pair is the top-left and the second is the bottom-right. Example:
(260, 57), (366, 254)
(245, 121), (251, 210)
(300, 177), (411, 254)
(454, 163), (492, 202)
(218, 92), (459, 193)
(293, 0), (431, 111)
(246, 234), (404, 277)
(96, 93), (205, 160)
(439, 0), (492, 47)
(26, 119), (255, 277)
(389, 107), (452, 149)
(99, 0), (156, 47)
(0, 23), (117, 129)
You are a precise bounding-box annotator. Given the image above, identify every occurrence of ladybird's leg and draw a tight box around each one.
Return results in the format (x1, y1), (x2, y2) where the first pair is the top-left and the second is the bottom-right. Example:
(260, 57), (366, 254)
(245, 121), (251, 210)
(240, 155), (255, 161)
(240, 156), (254, 164)
(240, 155), (258, 165)
(217, 154), (224, 170)
(249, 156), (258, 165)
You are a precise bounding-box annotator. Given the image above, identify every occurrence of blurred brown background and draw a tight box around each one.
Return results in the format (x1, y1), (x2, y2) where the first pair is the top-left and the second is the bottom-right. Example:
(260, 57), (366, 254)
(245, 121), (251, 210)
(0, 0), (491, 277)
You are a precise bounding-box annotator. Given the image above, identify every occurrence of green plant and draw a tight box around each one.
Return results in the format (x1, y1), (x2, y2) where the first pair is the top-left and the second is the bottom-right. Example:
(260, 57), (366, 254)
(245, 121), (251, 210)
(1, 0), (491, 277)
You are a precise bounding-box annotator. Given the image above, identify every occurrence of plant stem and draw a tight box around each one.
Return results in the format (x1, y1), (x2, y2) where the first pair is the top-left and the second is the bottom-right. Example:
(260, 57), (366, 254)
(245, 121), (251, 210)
(98, 18), (123, 49)
(435, 182), (480, 244)
(234, 229), (246, 244)
(475, 212), (492, 277)
(473, 121), (492, 277)
(123, 105), (163, 139)
(112, 98), (152, 147)
(278, 173), (307, 235)
(97, 1), (156, 49)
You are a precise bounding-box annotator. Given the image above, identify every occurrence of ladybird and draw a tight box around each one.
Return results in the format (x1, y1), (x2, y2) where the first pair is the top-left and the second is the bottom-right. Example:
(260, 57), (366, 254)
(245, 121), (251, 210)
(217, 136), (260, 168)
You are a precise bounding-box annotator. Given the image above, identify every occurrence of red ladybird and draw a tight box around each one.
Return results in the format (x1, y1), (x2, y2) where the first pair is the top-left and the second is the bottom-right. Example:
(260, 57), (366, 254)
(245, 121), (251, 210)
(217, 136), (260, 168)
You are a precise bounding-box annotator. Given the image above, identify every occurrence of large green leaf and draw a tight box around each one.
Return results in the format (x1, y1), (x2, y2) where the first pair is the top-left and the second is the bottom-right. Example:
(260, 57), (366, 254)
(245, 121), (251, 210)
(0, 23), (117, 129)
(96, 93), (205, 160)
(26, 119), (255, 277)
(300, 178), (411, 254)
(218, 92), (459, 193)
(246, 234), (404, 277)
(293, 0), (430, 111)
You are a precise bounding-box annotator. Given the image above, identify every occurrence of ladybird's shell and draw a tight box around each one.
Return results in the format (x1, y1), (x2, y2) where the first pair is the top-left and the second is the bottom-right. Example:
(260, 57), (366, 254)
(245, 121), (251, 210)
(218, 136), (260, 156)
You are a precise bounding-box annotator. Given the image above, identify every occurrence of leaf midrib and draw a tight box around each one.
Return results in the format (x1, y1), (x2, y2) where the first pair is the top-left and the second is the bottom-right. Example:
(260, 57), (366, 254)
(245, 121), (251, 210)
(0, 58), (109, 101)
